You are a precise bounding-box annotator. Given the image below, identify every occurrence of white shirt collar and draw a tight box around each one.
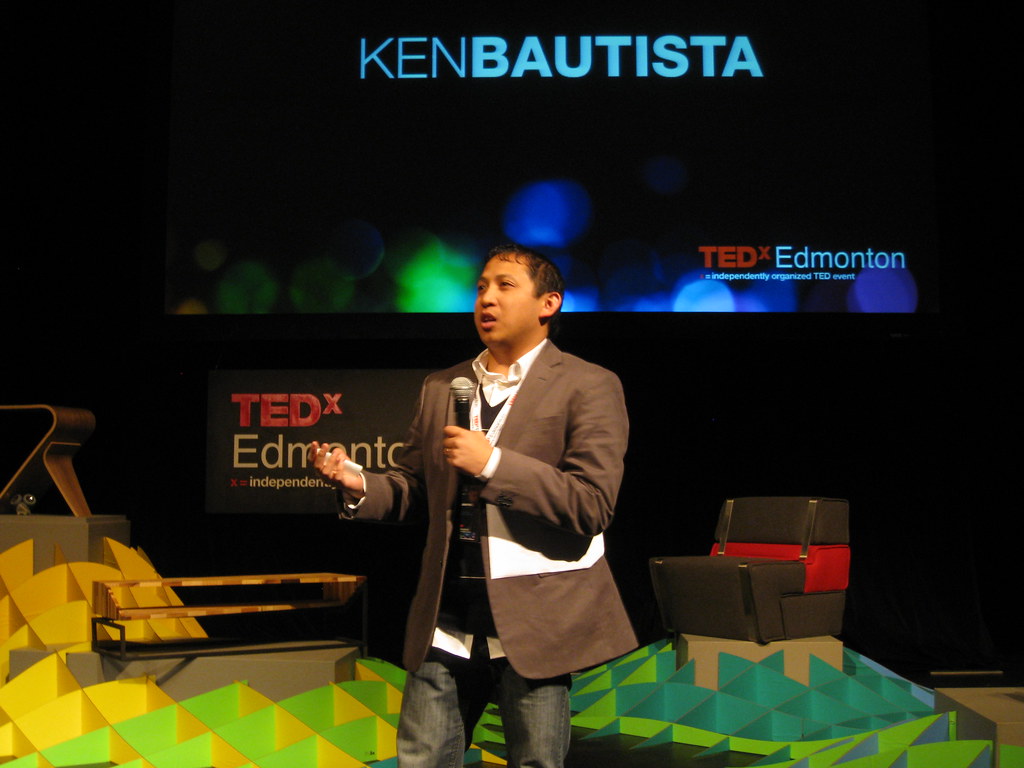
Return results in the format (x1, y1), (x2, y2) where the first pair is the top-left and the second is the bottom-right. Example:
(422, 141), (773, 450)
(472, 339), (547, 392)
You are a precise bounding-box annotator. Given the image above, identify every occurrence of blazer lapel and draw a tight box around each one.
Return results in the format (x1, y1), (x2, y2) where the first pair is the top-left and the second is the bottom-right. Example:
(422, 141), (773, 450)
(496, 342), (562, 449)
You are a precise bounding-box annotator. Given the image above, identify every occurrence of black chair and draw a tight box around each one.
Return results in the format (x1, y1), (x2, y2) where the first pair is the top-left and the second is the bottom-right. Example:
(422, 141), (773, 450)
(650, 497), (850, 644)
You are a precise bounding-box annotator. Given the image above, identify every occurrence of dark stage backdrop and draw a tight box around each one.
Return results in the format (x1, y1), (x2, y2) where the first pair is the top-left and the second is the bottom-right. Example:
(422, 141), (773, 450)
(5, 3), (1014, 681)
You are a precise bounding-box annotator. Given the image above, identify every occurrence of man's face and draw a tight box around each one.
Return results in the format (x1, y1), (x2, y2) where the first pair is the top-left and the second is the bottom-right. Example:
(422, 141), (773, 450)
(474, 256), (560, 360)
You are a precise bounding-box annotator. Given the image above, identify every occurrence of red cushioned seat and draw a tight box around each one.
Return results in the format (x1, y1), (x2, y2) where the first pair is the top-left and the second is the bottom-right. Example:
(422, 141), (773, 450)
(651, 497), (850, 644)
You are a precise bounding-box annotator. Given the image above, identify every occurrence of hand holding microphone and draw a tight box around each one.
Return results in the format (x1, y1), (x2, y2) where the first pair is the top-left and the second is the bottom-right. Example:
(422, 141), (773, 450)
(444, 377), (492, 476)
(442, 426), (492, 476)
(309, 440), (365, 497)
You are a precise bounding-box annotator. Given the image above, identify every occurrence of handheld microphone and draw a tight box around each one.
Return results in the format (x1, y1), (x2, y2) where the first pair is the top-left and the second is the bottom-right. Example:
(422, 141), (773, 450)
(449, 376), (480, 541)
(450, 376), (475, 429)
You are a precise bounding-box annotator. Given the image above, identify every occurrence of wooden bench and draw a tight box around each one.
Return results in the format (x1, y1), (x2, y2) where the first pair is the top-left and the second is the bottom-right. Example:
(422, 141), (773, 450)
(92, 572), (367, 660)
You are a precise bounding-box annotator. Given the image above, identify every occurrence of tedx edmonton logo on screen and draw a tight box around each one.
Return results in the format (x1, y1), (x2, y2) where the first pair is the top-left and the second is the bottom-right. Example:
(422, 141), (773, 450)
(701, 245), (907, 281)
(695, 244), (918, 313)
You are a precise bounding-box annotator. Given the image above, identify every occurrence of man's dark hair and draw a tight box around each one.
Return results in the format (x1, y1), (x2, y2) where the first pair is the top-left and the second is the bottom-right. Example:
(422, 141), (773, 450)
(487, 243), (565, 297)
(487, 243), (565, 334)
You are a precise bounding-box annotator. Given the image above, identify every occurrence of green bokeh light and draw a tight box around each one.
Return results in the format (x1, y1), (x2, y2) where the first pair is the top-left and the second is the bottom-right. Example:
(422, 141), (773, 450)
(289, 256), (356, 312)
(393, 232), (478, 312)
(215, 261), (279, 314)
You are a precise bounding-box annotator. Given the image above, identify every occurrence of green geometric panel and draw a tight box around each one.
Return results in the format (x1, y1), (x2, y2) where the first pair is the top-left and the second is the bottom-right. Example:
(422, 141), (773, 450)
(572, 683), (663, 730)
(143, 731), (247, 768)
(111, 703), (208, 756)
(719, 660), (808, 709)
(999, 744), (1024, 768)
(250, 734), (366, 768)
(774, 689), (871, 725)
(278, 684), (379, 733)
(731, 707), (810, 742)
(840, 650), (934, 710)
(178, 681), (273, 730)
(321, 715), (394, 763)
(472, 704), (506, 746)
(355, 657), (407, 691)
(904, 739), (992, 768)
(718, 650), (787, 690)
(675, 689), (771, 735)
(620, 683), (714, 723)
(213, 703), (315, 762)
(815, 676), (924, 718)
(337, 680), (400, 718)
(39, 726), (136, 768)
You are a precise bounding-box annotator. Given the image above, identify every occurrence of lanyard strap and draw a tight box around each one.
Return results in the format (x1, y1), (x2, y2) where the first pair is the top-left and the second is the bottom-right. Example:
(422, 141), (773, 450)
(470, 383), (517, 444)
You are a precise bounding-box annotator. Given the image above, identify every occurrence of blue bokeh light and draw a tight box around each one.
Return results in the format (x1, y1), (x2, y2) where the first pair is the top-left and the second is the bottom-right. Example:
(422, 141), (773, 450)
(552, 254), (600, 312)
(323, 219), (386, 279)
(502, 179), (592, 248)
(641, 155), (688, 195)
(804, 280), (852, 312)
(848, 268), (919, 313)
(598, 239), (677, 311)
(739, 275), (799, 312)
(672, 273), (737, 312)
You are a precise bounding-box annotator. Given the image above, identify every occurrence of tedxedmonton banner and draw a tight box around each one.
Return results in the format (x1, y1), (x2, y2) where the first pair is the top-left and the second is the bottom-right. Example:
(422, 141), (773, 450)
(206, 369), (430, 514)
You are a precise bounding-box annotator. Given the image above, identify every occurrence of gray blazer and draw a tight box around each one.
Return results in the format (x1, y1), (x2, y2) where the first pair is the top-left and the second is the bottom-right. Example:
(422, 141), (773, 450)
(348, 341), (638, 679)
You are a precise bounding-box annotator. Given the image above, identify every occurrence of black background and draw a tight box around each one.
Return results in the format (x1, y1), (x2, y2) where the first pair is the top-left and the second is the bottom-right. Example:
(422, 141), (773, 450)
(5, 3), (1016, 682)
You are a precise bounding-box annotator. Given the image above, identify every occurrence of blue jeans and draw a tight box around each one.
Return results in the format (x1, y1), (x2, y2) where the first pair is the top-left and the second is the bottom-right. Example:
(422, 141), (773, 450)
(397, 647), (571, 768)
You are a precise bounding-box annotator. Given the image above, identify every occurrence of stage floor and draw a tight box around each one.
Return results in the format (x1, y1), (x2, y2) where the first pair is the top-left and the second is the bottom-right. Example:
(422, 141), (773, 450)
(467, 647), (1024, 768)
(475, 729), (765, 767)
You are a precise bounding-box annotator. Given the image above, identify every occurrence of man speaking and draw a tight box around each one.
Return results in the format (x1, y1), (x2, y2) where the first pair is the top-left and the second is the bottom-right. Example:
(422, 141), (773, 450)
(310, 243), (636, 768)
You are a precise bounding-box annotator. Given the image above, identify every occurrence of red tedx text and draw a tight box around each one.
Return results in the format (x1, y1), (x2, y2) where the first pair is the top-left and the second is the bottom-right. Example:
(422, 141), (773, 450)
(231, 393), (342, 428)
(700, 245), (773, 269)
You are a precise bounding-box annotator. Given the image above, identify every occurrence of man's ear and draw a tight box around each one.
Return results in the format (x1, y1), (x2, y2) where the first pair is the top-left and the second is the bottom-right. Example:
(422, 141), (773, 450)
(539, 291), (562, 319)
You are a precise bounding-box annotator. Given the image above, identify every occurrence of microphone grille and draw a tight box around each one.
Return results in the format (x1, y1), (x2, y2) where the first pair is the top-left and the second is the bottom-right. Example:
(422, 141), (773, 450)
(450, 377), (475, 397)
